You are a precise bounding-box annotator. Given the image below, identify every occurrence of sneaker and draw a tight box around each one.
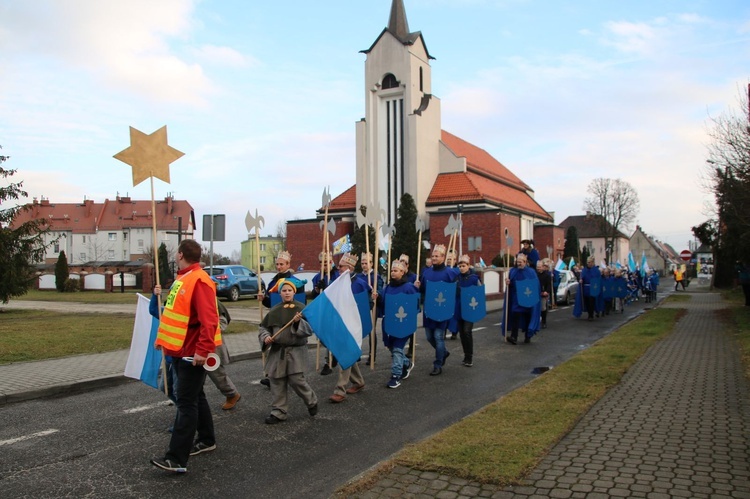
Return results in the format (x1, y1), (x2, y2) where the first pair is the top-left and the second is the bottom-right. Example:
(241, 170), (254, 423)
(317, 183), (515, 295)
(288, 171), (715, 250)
(260, 378), (270, 388)
(462, 360), (473, 367)
(189, 442), (216, 456)
(387, 376), (401, 389)
(150, 457), (186, 473)
(429, 367), (442, 376)
(308, 403), (318, 416)
(401, 362), (414, 380)
(222, 393), (241, 410)
(320, 364), (333, 376)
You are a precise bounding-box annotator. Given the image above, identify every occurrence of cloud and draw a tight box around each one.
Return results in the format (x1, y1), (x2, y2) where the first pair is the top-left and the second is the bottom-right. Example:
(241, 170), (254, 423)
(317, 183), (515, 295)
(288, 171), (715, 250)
(192, 45), (256, 67)
(0, 0), (213, 105)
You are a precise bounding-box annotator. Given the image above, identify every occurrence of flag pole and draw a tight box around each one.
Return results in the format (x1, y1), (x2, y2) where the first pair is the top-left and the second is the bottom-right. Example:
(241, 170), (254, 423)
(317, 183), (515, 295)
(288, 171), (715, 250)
(149, 176), (169, 396)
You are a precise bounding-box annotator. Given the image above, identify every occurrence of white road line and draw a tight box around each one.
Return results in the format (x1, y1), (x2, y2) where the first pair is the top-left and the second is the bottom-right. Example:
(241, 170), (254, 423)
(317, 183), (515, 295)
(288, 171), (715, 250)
(0, 429), (59, 447)
(474, 326), (487, 331)
(123, 400), (172, 414)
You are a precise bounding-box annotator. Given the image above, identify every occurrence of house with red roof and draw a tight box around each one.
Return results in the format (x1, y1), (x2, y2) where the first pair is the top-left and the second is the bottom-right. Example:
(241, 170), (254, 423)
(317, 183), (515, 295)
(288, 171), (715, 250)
(286, 0), (554, 268)
(12, 195), (194, 266)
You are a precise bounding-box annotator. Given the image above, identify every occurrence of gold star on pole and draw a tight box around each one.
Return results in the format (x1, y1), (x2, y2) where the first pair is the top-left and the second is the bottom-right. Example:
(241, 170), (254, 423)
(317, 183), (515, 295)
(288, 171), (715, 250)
(113, 126), (184, 186)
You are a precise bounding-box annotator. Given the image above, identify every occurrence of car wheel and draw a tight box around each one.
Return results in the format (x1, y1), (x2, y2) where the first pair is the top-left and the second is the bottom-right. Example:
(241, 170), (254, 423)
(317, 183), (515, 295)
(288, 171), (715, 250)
(229, 286), (240, 302)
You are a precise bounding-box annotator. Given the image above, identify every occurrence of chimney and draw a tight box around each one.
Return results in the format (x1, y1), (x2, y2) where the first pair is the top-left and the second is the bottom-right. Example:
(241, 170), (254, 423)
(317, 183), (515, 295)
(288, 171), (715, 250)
(166, 195), (173, 214)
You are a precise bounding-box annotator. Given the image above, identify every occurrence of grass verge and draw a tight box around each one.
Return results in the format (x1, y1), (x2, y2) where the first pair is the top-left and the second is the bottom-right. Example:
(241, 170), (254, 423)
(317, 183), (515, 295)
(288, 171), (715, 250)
(0, 309), (255, 364)
(337, 307), (685, 495)
(720, 289), (750, 380)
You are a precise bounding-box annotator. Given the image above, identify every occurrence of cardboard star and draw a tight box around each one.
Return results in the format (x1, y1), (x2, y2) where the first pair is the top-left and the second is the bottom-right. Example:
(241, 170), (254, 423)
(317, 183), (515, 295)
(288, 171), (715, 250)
(113, 126), (184, 186)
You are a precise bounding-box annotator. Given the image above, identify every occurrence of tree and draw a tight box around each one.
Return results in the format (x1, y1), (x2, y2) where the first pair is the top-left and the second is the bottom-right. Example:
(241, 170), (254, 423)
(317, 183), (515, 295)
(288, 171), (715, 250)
(583, 178), (640, 263)
(0, 147), (51, 303)
(563, 226), (580, 260)
(392, 193), (419, 273)
(275, 220), (287, 240)
(55, 251), (69, 292)
(200, 246), (230, 266)
(699, 85), (750, 287)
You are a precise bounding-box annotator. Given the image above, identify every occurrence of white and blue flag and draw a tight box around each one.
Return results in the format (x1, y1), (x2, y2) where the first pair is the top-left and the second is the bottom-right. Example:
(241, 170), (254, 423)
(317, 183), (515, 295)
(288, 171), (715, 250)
(124, 294), (161, 390)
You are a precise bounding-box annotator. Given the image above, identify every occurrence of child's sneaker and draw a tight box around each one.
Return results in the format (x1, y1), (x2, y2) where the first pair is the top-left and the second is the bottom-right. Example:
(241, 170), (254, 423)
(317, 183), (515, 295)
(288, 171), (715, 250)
(387, 376), (401, 389)
(401, 361), (414, 380)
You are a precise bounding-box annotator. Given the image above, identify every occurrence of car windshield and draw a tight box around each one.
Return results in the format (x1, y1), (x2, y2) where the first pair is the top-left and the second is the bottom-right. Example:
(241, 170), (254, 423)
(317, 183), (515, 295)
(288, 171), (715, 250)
(210, 267), (227, 276)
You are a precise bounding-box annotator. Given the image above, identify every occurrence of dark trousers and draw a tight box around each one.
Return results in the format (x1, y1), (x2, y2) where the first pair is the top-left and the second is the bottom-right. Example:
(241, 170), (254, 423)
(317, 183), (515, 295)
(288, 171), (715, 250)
(166, 359), (215, 466)
(458, 319), (473, 362)
(585, 296), (596, 318)
(742, 283), (750, 306)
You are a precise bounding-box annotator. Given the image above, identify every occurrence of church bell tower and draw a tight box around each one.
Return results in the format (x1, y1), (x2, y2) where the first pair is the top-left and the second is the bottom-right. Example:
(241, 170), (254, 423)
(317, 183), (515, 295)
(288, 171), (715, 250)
(355, 0), (442, 226)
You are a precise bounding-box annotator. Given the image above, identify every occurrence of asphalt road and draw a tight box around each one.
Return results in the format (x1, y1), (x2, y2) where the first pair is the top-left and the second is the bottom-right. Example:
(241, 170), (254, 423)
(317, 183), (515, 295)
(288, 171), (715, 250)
(0, 300), (653, 498)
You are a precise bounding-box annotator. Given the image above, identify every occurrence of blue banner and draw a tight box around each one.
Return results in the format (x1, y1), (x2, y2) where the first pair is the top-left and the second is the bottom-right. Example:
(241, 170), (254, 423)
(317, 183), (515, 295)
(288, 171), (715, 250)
(516, 278), (540, 308)
(424, 281), (457, 322)
(602, 280), (614, 299)
(353, 290), (373, 338)
(460, 284), (486, 323)
(588, 277), (601, 297)
(384, 293), (419, 338)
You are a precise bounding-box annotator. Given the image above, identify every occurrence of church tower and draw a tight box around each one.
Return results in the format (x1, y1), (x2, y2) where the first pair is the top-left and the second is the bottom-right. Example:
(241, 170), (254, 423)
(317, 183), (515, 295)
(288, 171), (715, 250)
(355, 0), (442, 226)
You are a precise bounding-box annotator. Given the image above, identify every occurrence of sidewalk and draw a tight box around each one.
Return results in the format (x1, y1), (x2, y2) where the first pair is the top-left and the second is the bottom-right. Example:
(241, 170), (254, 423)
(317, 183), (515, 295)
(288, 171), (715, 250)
(349, 292), (750, 498)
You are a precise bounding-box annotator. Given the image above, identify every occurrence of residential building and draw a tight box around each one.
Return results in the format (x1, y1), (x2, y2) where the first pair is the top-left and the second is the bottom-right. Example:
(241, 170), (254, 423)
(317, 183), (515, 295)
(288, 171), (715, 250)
(286, 0), (553, 269)
(558, 213), (630, 266)
(240, 236), (285, 272)
(12, 195), (195, 265)
(629, 225), (681, 276)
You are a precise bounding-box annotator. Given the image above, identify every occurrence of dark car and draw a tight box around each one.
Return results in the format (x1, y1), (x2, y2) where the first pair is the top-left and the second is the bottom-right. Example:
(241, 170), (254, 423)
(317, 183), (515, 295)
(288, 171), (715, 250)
(209, 265), (261, 302)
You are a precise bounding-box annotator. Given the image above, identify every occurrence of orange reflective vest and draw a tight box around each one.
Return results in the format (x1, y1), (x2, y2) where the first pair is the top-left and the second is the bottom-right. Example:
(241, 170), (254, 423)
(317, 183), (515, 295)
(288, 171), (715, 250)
(156, 269), (222, 350)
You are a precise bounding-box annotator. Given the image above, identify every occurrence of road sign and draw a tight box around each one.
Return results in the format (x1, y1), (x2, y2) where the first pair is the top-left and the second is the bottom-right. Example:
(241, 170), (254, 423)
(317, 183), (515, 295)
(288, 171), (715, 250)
(680, 250), (692, 262)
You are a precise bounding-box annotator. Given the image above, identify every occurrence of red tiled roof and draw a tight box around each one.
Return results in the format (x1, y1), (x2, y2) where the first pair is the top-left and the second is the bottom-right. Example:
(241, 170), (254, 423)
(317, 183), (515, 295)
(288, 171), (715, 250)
(327, 185), (357, 213)
(427, 172), (550, 219)
(12, 197), (193, 233)
(441, 130), (530, 191)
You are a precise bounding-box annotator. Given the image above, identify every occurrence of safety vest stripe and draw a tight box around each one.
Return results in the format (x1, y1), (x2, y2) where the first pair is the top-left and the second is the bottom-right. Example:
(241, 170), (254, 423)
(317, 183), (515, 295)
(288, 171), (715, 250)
(162, 308), (190, 324)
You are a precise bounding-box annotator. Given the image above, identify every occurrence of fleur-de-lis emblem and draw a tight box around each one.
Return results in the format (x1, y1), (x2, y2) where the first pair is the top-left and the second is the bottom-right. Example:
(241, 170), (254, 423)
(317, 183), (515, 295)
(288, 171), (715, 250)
(469, 297), (479, 310)
(245, 209), (265, 234)
(523, 286), (533, 298)
(395, 306), (408, 322)
(435, 292), (446, 306)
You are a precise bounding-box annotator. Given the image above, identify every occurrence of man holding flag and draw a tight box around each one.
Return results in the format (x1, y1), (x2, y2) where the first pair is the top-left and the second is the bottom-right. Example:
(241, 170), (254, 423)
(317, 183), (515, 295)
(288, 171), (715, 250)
(151, 239), (220, 474)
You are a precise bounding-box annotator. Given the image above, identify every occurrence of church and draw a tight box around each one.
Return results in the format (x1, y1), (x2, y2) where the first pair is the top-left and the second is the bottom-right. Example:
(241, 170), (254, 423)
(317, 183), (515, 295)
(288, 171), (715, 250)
(287, 0), (554, 269)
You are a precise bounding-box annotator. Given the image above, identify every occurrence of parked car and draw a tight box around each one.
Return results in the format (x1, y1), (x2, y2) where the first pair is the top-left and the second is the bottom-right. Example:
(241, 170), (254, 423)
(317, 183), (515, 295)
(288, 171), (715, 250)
(555, 269), (579, 305)
(209, 265), (261, 302)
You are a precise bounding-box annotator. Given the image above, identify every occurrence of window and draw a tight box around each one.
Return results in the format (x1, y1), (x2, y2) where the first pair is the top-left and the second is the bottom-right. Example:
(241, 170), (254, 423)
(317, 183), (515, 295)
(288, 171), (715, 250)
(82, 236), (86, 243)
(468, 237), (482, 252)
(54, 243), (60, 253)
(273, 244), (279, 251)
(260, 243), (266, 251)
(586, 241), (593, 252)
(123, 233), (127, 241)
(382, 73), (399, 89)
(138, 239), (144, 248)
(260, 256), (266, 264)
(108, 233), (117, 241)
(80, 253), (86, 261)
(107, 249), (115, 260)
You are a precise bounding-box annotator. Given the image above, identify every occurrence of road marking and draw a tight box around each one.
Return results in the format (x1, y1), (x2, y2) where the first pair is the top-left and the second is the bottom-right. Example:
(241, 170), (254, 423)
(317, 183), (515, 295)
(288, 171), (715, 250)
(124, 400), (172, 414)
(0, 429), (59, 447)
(474, 327), (486, 331)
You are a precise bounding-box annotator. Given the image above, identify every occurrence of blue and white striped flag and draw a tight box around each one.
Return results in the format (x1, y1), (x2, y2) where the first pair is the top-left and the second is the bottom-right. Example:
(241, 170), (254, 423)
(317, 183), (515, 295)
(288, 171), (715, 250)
(124, 294), (161, 390)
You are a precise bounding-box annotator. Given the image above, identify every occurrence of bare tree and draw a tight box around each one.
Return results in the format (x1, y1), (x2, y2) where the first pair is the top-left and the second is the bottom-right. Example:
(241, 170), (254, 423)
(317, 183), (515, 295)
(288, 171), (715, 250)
(230, 249), (241, 264)
(583, 178), (640, 262)
(275, 220), (287, 239)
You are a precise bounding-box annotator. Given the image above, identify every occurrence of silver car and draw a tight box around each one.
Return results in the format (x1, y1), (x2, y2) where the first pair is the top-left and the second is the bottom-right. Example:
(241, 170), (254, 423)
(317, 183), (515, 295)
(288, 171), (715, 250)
(555, 269), (579, 305)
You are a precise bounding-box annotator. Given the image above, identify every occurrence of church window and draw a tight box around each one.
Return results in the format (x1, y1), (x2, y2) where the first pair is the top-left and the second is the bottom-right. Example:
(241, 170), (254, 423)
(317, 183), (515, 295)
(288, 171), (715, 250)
(382, 73), (399, 89)
(419, 67), (423, 92)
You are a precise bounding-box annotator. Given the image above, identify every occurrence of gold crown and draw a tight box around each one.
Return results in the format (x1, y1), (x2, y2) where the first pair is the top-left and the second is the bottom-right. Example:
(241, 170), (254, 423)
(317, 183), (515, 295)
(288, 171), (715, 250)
(277, 251), (291, 263)
(432, 244), (446, 256)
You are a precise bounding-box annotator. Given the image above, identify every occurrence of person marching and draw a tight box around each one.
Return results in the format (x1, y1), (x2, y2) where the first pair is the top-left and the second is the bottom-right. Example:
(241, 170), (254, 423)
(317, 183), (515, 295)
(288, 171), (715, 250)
(456, 254), (482, 365)
(328, 253), (369, 403)
(312, 252), (340, 375)
(414, 244), (459, 375)
(536, 260), (552, 329)
(377, 259), (419, 388)
(357, 252), (383, 364)
(150, 239), (220, 473)
(579, 256), (603, 320)
(519, 239), (541, 269)
(259, 277), (318, 424)
(502, 253), (541, 344)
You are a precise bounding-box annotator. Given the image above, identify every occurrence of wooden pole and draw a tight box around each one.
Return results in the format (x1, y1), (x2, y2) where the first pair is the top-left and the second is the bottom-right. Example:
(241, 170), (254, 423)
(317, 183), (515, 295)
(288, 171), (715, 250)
(504, 244), (510, 343)
(149, 176), (168, 396)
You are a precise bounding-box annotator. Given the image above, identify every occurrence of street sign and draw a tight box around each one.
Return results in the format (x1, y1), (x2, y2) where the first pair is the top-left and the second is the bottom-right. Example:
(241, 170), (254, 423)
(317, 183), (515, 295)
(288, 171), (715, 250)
(680, 250), (691, 262)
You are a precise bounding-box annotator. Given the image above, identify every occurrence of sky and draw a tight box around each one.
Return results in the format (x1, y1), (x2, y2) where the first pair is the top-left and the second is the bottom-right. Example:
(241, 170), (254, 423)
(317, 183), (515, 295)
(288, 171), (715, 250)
(2, 0), (749, 256)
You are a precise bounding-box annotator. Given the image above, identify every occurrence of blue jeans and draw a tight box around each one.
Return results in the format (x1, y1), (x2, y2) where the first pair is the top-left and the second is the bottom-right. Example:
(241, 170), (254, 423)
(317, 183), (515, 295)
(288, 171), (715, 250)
(424, 327), (447, 370)
(390, 346), (409, 378)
